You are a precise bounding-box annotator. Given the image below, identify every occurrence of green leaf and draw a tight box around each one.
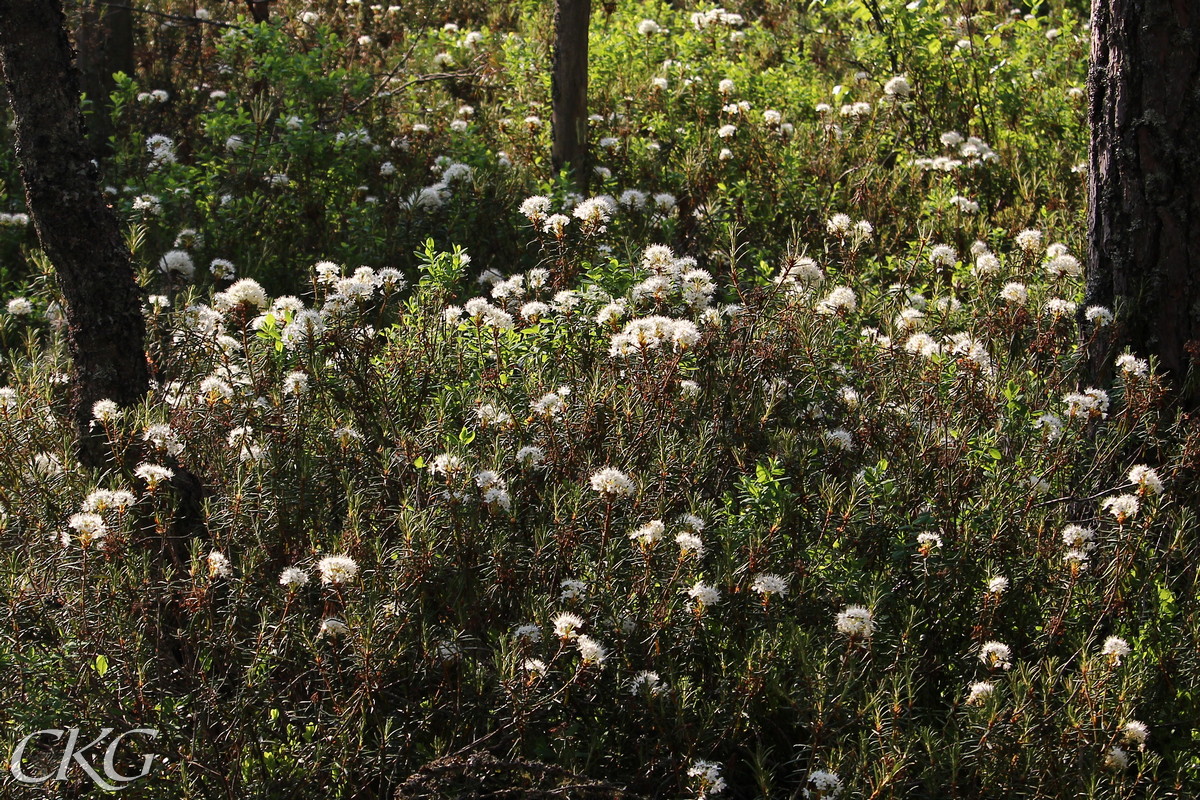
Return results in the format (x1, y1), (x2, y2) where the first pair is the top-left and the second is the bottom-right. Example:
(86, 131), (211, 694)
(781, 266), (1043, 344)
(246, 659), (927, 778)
(95, 654), (109, 677)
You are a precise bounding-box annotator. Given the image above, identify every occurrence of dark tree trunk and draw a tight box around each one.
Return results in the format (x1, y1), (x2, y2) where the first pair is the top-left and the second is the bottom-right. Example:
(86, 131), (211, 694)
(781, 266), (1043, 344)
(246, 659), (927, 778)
(1085, 0), (1200, 399)
(551, 0), (590, 186)
(75, 0), (134, 156)
(247, 0), (270, 22)
(0, 0), (149, 466)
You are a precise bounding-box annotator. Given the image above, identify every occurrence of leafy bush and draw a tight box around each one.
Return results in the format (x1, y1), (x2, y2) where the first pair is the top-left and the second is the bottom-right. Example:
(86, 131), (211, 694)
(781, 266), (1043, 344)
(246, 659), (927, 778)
(1, 1), (1197, 798)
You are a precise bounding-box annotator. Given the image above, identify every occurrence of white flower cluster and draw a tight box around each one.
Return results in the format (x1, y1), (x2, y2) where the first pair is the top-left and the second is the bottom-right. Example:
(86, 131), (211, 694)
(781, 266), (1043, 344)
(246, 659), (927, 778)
(691, 8), (744, 29)
(826, 213), (874, 243)
(687, 760), (727, 797)
(912, 131), (997, 170)
(835, 605), (874, 638)
(146, 134), (176, 168)
(589, 467), (636, 498)
(1063, 388), (1109, 420)
(609, 316), (701, 356)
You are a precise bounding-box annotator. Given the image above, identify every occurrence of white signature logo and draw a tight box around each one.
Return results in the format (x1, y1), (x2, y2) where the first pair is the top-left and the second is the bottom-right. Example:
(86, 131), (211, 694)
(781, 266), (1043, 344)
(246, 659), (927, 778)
(9, 727), (159, 791)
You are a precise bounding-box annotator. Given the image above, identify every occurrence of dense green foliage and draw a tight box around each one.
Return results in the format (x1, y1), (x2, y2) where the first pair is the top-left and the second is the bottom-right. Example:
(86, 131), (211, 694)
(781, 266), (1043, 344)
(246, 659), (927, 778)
(2, 1), (1198, 798)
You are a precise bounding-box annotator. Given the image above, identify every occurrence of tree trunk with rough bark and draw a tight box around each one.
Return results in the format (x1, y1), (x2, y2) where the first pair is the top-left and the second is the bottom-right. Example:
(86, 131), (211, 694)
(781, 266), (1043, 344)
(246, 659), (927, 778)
(0, 0), (149, 466)
(551, 0), (590, 186)
(1085, 0), (1200, 399)
(75, 0), (134, 155)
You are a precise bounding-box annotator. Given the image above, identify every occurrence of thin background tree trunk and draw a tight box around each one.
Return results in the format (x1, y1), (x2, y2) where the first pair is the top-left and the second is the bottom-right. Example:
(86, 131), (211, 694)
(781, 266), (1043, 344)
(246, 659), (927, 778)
(1085, 0), (1200, 399)
(75, 0), (135, 156)
(551, 0), (590, 186)
(0, 0), (149, 465)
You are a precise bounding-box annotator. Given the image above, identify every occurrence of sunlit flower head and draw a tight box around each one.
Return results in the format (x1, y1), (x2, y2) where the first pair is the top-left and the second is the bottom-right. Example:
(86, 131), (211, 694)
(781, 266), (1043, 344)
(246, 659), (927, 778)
(966, 681), (995, 706)
(280, 567), (309, 589)
(835, 605), (875, 638)
(575, 634), (607, 665)
(751, 572), (788, 598)
(1101, 636), (1131, 664)
(589, 467), (635, 498)
(317, 555), (359, 585)
(804, 769), (842, 799)
(1127, 465), (1164, 496)
(980, 641), (1012, 670)
(1101, 494), (1139, 524)
(687, 581), (721, 610)
(552, 611), (584, 639)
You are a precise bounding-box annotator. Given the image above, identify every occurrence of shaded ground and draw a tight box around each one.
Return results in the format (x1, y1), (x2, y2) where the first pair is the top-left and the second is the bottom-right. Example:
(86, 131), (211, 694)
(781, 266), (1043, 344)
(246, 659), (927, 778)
(395, 751), (646, 800)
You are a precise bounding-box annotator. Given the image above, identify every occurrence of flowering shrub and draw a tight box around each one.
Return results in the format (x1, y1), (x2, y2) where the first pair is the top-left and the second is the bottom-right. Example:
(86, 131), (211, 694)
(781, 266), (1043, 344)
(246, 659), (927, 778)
(1, 1), (1197, 798)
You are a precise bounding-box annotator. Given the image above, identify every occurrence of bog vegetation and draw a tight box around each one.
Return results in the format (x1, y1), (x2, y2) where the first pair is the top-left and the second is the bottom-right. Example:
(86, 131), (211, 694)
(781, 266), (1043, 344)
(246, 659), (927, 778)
(1, 0), (1198, 797)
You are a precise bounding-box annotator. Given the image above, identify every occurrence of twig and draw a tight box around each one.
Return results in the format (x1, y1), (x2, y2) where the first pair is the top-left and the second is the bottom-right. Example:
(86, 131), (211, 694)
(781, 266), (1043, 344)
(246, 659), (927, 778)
(1034, 482), (1135, 508)
(331, 68), (476, 126)
(95, 0), (244, 29)
(344, 41), (418, 115)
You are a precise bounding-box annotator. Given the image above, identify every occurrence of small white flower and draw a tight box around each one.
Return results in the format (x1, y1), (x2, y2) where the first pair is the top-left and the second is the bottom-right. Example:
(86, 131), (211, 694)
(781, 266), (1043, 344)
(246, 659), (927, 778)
(134, 463), (174, 489)
(1101, 494), (1139, 523)
(1086, 305), (1114, 326)
(431, 453), (465, 477)
(980, 641), (1012, 670)
(1064, 549), (1090, 573)
(514, 623), (542, 643)
(559, 578), (587, 601)
(916, 531), (942, 554)
(552, 611), (584, 639)
(1116, 353), (1149, 378)
(804, 769), (843, 799)
(521, 658), (547, 677)
(816, 286), (856, 315)
(688, 760), (727, 797)
(1061, 524), (1096, 549)
(966, 681), (995, 706)
(516, 445), (545, 467)
(1102, 636), (1131, 663)
(1123, 720), (1149, 747)
(687, 581), (721, 609)
(675, 532), (705, 558)
(280, 567), (309, 589)
(206, 551), (232, 579)
(1014, 229), (1043, 254)
(629, 520), (665, 548)
(317, 555), (359, 585)
(1063, 388), (1109, 419)
(66, 512), (107, 548)
(319, 618), (349, 638)
(826, 213), (852, 235)
(283, 371), (309, 396)
(575, 634), (607, 665)
(589, 467), (635, 498)
(1127, 465), (1164, 496)
(835, 605), (875, 638)
(883, 75), (911, 97)
(823, 428), (855, 451)
(91, 399), (121, 423)
(751, 572), (788, 598)
(6, 298), (33, 316)
(1000, 282), (1028, 305)
(1045, 253), (1082, 278)
(158, 249), (195, 279)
